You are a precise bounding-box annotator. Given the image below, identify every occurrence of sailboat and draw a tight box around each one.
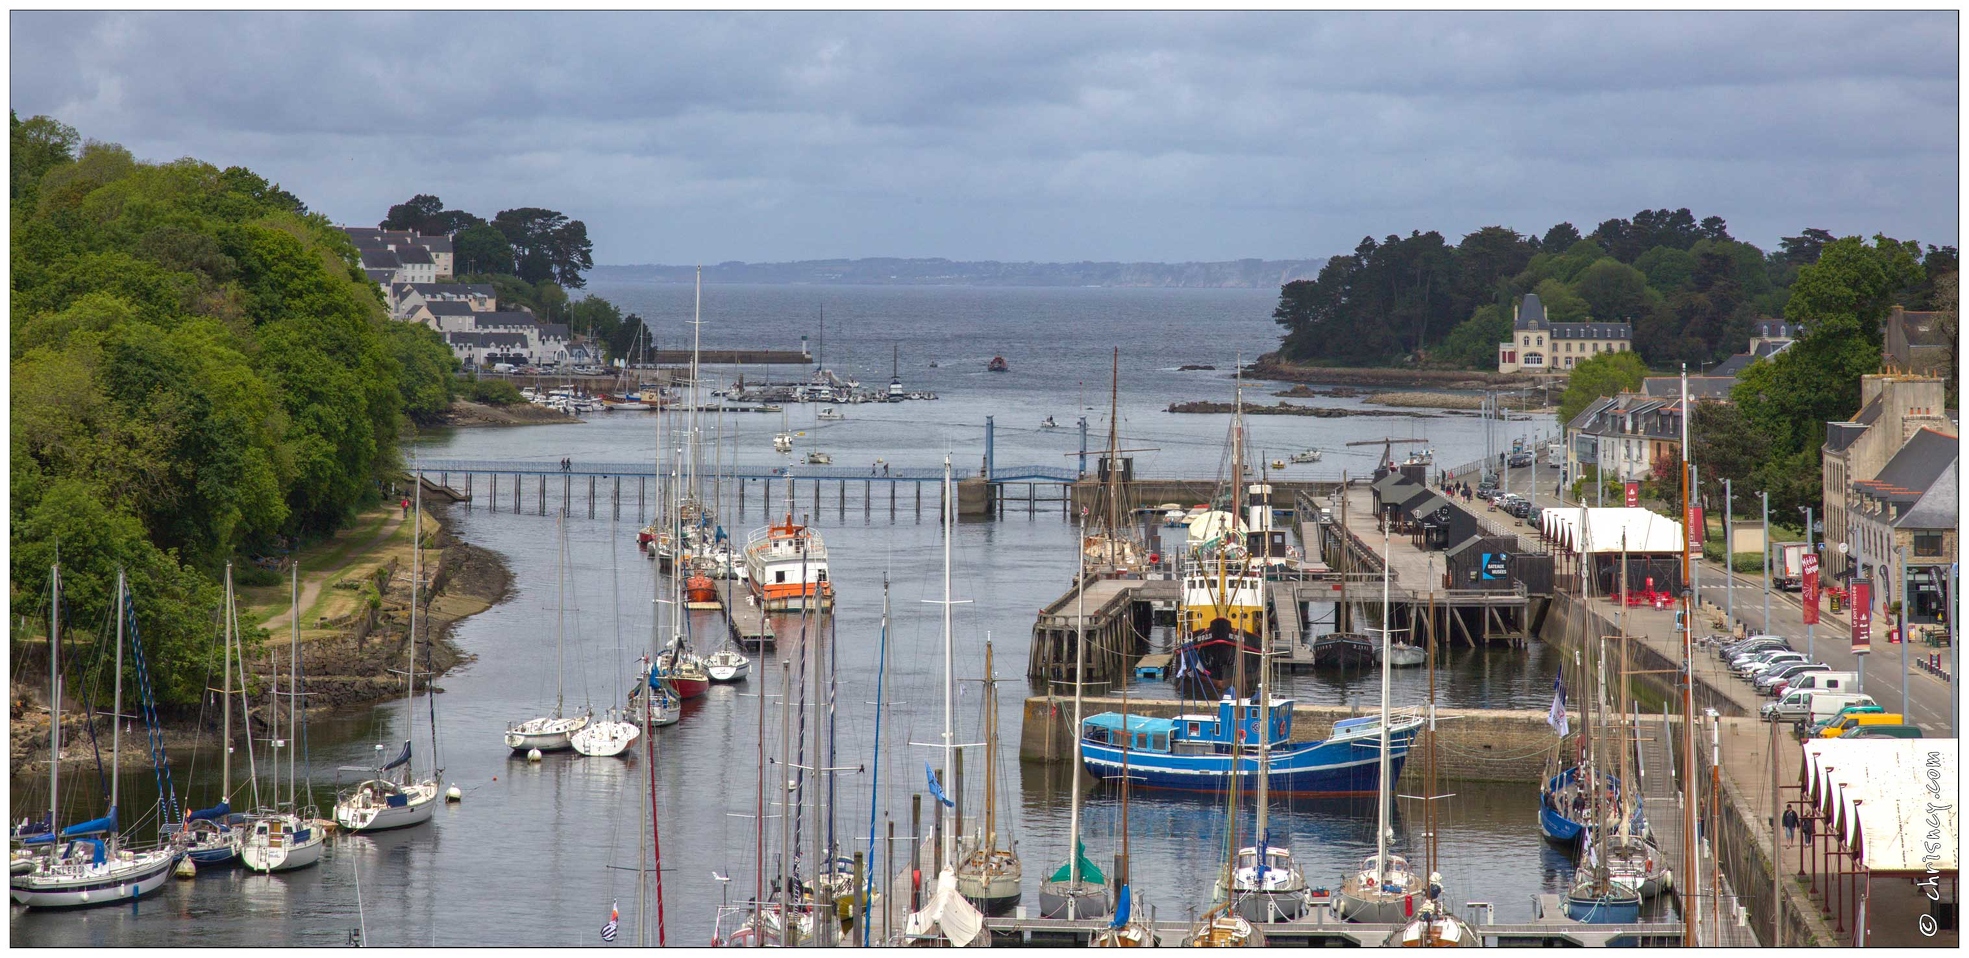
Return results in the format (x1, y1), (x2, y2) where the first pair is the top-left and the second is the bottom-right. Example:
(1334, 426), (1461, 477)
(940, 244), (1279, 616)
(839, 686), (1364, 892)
(1387, 592), (1479, 947)
(1563, 522), (1644, 923)
(337, 486), (443, 830)
(1083, 349), (1149, 575)
(1335, 518), (1421, 922)
(505, 513), (591, 751)
(11, 567), (183, 907)
(903, 457), (991, 948)
(1215, 579), (1311, 923)
(888, 344), (905, 402)
(572, 548), (642, 758)
(243, 564), (326, 873)
(1090, 655), (1158, 947)
(1039, 512), (1113, 920)
(179, 564), (251, 866)
(954, 638), (1023, 916)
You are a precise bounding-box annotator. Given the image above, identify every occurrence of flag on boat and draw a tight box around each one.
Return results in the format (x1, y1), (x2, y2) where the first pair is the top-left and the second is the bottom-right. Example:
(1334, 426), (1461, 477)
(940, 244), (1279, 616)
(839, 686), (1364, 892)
(1547, 677), (1569, 738)
(926, 762), (955, 808)
(600, 901), (618, 942)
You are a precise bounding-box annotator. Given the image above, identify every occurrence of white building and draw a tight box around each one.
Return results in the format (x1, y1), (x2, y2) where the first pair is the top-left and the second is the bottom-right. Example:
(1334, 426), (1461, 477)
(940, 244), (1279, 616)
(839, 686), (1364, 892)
(1496, 292), (1633, 373)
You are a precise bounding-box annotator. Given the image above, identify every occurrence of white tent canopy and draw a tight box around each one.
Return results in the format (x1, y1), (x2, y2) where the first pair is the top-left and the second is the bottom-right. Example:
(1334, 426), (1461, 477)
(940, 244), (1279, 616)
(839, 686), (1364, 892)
(1538, 507), (1684, 555)
(1803, 738), (1958, 873)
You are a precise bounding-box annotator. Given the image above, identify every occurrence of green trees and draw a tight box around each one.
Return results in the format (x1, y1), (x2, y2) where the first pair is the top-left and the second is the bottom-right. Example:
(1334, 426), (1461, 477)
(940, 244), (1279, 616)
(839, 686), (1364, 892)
(1556, 351), (1649, 425)
(455, 223), (516, 275)
(492, 207), (595, 288)
(10, 115), (453, 709)
(1731, 235), (1927, 514)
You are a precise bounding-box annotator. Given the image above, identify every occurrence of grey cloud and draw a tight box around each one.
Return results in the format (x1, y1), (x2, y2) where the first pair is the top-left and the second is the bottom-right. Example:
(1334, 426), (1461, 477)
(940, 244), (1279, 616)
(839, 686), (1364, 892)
(10, 11), (1955, 263)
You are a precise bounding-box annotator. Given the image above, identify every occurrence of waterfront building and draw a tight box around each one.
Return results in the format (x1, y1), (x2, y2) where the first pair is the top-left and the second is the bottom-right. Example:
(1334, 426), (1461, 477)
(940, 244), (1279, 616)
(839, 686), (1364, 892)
(1563, 393), (1683, 486)
(391, 281), (498, 319)
(1495, 292), (1632, 373)
(1845, 428), (1956, 615)
(1819, 374), (1954, 577)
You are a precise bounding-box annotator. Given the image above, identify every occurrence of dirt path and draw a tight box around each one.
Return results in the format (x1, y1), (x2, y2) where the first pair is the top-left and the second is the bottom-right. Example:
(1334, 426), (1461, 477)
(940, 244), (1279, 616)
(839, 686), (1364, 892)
(260, 512), (407, 633)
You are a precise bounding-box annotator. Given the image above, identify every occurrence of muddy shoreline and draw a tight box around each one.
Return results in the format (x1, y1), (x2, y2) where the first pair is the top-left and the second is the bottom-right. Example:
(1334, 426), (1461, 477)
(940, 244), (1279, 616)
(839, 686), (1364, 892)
(1246, 352), (1545, 389)
(431, 398), (580, 427)
(10, 500), (510, 777)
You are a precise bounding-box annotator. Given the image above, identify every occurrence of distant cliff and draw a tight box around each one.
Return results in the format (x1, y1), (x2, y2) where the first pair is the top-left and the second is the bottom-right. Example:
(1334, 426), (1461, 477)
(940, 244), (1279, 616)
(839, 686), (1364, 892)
(592, 257), (1327, 288)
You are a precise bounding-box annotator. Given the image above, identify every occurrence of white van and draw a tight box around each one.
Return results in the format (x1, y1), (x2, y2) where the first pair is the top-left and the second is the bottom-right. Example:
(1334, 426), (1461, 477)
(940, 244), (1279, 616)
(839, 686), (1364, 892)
(492, 363), (518, 374)
(1761, 685), (1866, 723)
(1784, 672), (1858, 696)
(1802, 693), (1877, 730)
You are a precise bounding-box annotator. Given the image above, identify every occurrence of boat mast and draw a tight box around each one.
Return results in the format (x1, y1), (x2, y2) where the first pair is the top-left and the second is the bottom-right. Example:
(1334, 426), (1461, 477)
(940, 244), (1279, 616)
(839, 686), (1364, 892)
(939, 454), (956, 870)
(1374, 513), (1393, 884)
(1066, 509), (1089, 900)
(1256, 549), (1270, 852)
(688, 266), (702, 509)
(234, 585), (261, 810)
(1104, 347), (1122, 565)
(112, 569), (125, 831)
(222, 564), (232, 805)
(291, 558), (300, 799)
(1678, 365), (1699, 945)
(48, 562), (60, 837)
(982, 636), (999, 863)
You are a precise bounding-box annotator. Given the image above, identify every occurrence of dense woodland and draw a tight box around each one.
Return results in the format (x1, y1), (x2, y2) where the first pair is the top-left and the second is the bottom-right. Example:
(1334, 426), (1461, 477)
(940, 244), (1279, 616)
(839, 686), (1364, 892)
(1271, 209), (1957, 371)
(9, 114), (459, 708)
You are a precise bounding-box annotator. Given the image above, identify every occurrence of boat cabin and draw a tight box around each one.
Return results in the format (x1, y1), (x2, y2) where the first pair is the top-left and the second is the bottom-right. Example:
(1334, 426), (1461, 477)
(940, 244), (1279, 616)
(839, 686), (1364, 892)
(1081, 696), (1295, 756)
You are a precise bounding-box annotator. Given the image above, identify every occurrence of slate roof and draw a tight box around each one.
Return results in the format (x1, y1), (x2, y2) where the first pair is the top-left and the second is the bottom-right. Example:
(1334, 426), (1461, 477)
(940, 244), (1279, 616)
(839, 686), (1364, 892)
(418, 235), (453, 254)
(1854, 428), (1959, 504)
(363, 268), (395, 284)
(1825, 422), (1868, 453)
(445, 331), (529, 349)
(360, 249), (400, 270)
(1751, 320), (1800, 340)
(470, 311), (539, 329)
(1895, 460), (1957, 530)
(1642, 376), (1734, 400)
(396, 245), (435, 265)
(1710, 353), (1755, 378)
(537, 323), (571, 340)
(1548, 323), (1632, 340)
(425, 301), (476, 316)
(1513, 292), (1546, 330)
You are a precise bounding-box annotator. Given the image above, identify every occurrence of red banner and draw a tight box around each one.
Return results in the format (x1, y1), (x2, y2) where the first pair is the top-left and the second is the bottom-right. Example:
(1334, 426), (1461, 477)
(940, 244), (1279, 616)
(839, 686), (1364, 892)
(1686, 505), (1704, 552)
(1801, 553), (1820, 626)
(1624, 481), (1639, 507)
(1850, 581), (1872, 655)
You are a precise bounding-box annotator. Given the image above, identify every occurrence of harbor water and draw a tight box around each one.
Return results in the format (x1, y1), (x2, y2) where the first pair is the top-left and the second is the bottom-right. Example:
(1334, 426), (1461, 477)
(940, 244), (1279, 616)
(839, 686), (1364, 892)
(12, 284), (1579, 946)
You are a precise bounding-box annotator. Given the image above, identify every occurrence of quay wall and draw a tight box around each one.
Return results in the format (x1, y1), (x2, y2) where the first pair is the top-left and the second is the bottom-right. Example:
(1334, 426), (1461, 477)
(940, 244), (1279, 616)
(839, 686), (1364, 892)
(1019, 695), (1558, 784)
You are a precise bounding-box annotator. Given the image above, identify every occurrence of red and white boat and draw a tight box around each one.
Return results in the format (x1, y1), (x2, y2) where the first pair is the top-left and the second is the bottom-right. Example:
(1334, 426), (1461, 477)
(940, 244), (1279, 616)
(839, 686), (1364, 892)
(652, 643), (710, 700)
(743, 514), (835, 612)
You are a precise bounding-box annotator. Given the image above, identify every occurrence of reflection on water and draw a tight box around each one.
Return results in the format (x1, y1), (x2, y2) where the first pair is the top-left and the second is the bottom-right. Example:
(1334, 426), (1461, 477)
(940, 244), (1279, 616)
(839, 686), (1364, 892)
(12, 286), (1576, 945)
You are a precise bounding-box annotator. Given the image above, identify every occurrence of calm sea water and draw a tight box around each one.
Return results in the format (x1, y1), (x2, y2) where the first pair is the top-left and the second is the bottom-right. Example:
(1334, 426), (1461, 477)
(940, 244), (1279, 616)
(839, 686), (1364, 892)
(12, 284), (1573, 946)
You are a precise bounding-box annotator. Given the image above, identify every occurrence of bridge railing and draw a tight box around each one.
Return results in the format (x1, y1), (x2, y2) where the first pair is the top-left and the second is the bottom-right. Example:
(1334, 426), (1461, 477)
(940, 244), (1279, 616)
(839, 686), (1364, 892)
(417, 459), (1083, 483)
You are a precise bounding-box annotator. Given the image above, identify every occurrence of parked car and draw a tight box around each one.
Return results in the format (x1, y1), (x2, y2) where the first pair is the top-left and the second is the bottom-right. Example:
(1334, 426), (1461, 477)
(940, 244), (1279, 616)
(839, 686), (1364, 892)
(1801, 698), (1882, 735)
(1726, 642), (1794, 666)
(1508, 452), (1533, 467)
(1738, 651), (1808, 678)
(1718, 635), (1787, 660)
(1783, 672), (1859, 697)
(1821, 713), (1905, 738)
(491, 362), (517, 374)
(1729, 647), (1795, 672)
(1844, 725), (1924, 740)
(1755, 662), (1827, 694)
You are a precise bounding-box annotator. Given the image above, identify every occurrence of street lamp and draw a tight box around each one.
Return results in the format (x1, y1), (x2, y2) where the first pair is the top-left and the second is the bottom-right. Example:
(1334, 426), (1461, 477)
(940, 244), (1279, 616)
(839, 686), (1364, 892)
(1760, 491), (1771, 634)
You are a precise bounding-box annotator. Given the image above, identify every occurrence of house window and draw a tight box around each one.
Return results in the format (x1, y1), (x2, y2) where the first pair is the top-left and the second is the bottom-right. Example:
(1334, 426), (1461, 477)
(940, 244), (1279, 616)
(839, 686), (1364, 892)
(1524, 353), (1544, 366)
(775, 571), (787, 583)
(1917, 533), (1943, 557)
(1566, 356), (1576, 368)
(1522, 336), (1531, 346)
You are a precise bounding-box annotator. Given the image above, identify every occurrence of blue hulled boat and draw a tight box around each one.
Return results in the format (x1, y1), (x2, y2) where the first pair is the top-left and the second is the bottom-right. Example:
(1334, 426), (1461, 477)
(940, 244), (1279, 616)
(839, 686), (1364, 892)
(1539, 766), (1630, 846)
(1079, 696), (1422, 796)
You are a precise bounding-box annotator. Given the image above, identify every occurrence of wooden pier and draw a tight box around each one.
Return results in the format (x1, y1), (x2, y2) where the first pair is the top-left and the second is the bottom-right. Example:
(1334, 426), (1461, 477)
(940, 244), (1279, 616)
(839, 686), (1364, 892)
(712, 580), (776, 647)
(1026, 577), (1175, 689)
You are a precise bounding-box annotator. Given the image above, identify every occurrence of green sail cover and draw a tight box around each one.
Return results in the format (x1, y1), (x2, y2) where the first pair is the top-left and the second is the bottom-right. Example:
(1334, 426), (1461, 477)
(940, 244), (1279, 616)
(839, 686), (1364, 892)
(1047, 839), (1107, 885)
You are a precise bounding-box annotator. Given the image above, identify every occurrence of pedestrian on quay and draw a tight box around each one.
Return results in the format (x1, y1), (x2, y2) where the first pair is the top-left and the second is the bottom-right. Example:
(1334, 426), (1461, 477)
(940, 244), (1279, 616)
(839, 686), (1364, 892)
(1782, 807), (1798, 843)
(1799, 813), (1814, 844)
(401, 497), (410, 518)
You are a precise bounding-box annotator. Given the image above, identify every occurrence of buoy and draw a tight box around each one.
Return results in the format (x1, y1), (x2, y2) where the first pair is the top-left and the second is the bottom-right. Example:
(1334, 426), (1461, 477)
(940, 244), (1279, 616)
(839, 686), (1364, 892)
(176, 857), (197, 879)
(527, 748), (543, 762)
(446, 785), (462, 802)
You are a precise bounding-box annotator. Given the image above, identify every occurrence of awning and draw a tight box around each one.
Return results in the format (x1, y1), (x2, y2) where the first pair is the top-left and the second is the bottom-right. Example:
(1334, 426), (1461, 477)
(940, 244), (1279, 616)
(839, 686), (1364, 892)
(1802, 739), (1958, 873)
(1538, 507), (1684, 554)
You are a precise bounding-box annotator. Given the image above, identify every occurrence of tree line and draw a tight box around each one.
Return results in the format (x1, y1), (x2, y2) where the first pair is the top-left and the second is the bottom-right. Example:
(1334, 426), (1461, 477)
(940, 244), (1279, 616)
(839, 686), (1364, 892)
(1270, 208), (1956, 371)
(10, 112), (459, 709)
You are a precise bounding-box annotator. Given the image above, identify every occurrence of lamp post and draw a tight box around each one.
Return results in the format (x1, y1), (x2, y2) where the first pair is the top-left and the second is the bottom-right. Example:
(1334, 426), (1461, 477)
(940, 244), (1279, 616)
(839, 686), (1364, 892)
(1724, 478), (1734, 631)
(1761, 492), (1771, 635)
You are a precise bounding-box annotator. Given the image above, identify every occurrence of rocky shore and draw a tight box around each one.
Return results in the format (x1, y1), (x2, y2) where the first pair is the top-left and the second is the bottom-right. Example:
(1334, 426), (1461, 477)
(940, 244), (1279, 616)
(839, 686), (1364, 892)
(434, 398), (580, 427)
(1247, 352), (1542, 389)
(10, 501), (510, 777)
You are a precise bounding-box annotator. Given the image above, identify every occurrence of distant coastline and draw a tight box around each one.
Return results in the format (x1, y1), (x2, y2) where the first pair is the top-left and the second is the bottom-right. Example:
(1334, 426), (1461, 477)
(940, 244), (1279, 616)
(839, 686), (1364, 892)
(591, 256), (1326, 288)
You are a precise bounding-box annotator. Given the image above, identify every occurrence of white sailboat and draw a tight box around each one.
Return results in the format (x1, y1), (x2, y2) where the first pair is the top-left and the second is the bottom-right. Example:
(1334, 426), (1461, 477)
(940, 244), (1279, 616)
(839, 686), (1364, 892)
(1038, 509), (1112, 920)
(903, 456), (991, 947)
(506, 513), (591, 751)
(337, 484), (442, 831)
(244, 566), (326, 873)
(179, 564), (250, 867)
(574, 532), (646, 758)
(1217, 580), (1311, 922)
(1336, 519), (1418, 922)
(11, 568), (181, 907)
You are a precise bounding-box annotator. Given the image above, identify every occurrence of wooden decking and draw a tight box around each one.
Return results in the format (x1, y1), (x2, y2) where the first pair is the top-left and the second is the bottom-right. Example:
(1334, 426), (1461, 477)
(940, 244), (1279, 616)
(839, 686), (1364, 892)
(713, 580), (777, 647)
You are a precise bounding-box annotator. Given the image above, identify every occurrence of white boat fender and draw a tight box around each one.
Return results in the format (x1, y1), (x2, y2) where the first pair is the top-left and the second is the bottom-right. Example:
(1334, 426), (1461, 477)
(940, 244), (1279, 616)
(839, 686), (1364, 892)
(527, 748), (543, 763)
(446, 785), (463, 802)
(176, 857), (198, 879)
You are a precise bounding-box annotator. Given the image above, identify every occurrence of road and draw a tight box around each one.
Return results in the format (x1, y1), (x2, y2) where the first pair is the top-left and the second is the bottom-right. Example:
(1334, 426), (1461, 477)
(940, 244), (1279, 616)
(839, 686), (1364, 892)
(1466, 457), (1958, 736)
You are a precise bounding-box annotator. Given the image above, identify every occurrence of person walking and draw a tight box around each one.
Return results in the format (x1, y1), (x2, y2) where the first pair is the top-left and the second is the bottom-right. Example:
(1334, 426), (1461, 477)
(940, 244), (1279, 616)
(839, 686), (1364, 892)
(1782, 807), (1799, 843)
(1799, 812), (1814, 845)
(401, 497), (411, 518)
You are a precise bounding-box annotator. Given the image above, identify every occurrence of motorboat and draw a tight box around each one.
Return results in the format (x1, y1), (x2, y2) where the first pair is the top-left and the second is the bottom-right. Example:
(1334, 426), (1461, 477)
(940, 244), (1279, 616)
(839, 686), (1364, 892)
(1290, 449), (1322, 464)
(1380, 641), (1427, 668)
(817, 407), (843, 421)
(772, 433), (795, 454)
(987, 356), (1009, 372)
(1040, 416), (1059, 429)
(802, 451), (832, 466)
(1269, 458), (1287, 471)
(744, 513), (835, 612)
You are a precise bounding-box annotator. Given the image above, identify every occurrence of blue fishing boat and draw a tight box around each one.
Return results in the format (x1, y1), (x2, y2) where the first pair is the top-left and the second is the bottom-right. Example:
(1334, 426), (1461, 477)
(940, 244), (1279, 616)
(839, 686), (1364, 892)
(1079, 697), (1421, 796)
(1539, 765), (1631, 846)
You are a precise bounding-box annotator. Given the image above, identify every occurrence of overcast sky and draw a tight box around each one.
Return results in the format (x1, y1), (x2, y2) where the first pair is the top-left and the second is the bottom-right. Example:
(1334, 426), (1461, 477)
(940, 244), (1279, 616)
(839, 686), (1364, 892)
(10, 11), (1958, 264)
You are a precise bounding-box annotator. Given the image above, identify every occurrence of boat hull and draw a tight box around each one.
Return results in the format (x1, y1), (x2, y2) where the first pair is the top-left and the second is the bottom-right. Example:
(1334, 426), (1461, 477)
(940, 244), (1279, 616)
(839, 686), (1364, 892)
(336, 781), (439, 833)
(1081, 724), (1417, 796)
(666, 675), (710, 700)
(570, 720), (642, 757)
(707, 661), (750, 683)
(1337, 887), (1424, 923)
(9, 851), (179, 909)
(242, 830), (324, 874)
(1562, 889), (1642, 923)
(505, 715), (588, 751)
(955, 868), (1022, 917)
(1037, 879), (1112, 919)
